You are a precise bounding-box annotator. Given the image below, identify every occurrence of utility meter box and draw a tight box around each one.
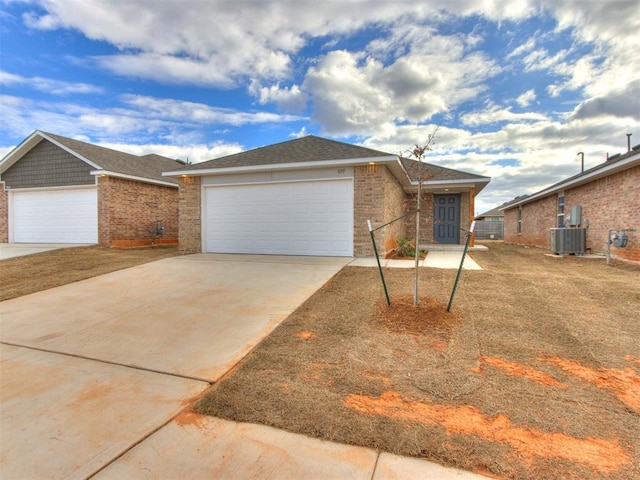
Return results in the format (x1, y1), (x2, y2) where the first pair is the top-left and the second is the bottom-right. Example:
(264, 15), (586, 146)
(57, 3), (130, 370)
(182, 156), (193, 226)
(613, 234), (628, 248)
(567, 205), (582, 226)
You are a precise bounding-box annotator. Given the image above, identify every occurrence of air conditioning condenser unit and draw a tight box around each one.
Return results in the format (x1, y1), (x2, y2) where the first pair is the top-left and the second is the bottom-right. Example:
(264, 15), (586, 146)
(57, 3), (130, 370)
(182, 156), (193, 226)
(550, 228), (586, 255)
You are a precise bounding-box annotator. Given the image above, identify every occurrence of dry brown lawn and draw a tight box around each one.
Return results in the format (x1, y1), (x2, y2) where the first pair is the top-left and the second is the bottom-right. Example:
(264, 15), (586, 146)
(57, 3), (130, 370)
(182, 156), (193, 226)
(195, 243), (640, 480)
(0, 245), (180, 301)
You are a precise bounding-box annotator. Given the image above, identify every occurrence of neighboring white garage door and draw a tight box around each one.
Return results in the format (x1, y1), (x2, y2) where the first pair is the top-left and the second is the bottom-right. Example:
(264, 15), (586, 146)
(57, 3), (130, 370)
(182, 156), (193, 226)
(11, 188), (98, 243)
(204, 179), (353, 256)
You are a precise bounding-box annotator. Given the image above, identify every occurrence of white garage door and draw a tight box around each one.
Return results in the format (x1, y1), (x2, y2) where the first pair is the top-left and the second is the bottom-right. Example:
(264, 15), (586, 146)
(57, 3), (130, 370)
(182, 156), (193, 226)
(11, 188), (98, 243)
(204, 179), (353, 256)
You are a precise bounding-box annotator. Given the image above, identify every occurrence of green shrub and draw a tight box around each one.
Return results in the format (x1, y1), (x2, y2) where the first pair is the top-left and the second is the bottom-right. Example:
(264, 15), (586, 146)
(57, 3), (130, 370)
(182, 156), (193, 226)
(397, 237), (416, 257)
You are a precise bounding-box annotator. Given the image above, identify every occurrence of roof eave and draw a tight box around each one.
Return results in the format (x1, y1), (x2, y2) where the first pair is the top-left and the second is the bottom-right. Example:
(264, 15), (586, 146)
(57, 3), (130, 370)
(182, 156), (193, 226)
(91, 170), (178, 188)
(405, 177), (491, 194)
(163, 155), (399, 177)
(502, 153), (640, 210)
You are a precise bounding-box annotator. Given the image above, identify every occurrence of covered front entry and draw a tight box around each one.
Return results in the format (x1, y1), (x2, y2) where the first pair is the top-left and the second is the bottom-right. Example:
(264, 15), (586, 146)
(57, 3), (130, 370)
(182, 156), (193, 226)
(203, 179), (353, 256)
(9, 188), (98, 244)
(433, 194), (460, 244)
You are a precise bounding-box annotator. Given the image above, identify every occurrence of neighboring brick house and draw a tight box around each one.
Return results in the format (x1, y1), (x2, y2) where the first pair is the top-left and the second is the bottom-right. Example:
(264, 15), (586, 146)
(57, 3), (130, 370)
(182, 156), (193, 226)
(0, 131), (182, 247)
(503, 146), (640, 263)
(164, 135), (490, 257)
(473, 196), (528, 240)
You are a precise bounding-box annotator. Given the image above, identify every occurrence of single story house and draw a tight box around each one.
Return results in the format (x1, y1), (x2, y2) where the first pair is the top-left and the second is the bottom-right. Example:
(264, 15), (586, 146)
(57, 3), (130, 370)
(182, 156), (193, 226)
(163, 135), (490, 257)
(0, 131), (182, 247)
(502, 145), (639, 263)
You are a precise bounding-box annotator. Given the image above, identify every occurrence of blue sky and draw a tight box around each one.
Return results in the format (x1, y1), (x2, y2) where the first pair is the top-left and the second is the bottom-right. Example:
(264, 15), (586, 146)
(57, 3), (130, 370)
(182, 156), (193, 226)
(1, 0), (639, 214)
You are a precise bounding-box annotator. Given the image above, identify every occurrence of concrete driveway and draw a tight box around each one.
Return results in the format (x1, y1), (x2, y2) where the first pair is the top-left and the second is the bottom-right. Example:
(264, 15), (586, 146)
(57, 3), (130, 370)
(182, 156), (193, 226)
(0, 254), (350, 479)
(0, 243), (92, 260)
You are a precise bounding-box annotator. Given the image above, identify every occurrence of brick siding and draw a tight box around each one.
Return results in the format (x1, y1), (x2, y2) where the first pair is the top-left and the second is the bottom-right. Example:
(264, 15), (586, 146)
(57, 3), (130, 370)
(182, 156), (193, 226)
(504, 165), (639, 263)
(403, 192), (435, 243)
(566, 165), (639, 263)
(0, 182), (7, 242)
(353, 165), (406, 256)
(504, 195), (556, 248)
(98, 176), (178, 247)
(178, 176), (202, 253)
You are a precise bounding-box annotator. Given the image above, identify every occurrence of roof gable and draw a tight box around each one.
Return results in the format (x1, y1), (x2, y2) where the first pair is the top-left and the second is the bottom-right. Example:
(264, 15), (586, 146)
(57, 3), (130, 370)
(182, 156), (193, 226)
(0, 131), (181, 186)
(43, 132), (180, 185)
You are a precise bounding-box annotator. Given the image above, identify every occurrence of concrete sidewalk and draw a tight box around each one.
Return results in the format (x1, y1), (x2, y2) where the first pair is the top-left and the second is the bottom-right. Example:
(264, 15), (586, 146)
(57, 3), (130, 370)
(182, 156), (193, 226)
(94, 413), (489, 479)
(350, 245), (485, 270)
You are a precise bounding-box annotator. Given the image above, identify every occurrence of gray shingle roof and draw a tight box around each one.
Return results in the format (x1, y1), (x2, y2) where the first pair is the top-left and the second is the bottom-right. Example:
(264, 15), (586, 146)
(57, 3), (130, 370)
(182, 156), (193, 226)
(401, 158), (490, 183)
(503, 146), (640, 209)
(43, 132), (180, 185)
(179, 135), (393, 170)
(176, 135), (489, 185)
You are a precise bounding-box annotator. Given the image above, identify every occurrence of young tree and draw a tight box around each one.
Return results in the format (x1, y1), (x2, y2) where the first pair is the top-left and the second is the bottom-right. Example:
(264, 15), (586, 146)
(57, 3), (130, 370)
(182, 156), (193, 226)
(401, 127), (438, 305)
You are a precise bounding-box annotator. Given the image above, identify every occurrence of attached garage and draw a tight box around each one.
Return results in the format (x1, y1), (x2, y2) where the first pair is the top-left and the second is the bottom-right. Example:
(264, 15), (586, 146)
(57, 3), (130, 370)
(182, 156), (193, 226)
(203, 178), (353, 256)
(0, 130), (182, 247)
(10, 188), (98, 243)
(166, 135), (491, 257)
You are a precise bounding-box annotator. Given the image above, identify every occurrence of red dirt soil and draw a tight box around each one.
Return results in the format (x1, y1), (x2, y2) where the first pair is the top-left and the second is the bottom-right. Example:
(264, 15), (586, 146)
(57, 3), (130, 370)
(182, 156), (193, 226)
(540, 356), (640, 411)
(295, 331), (315, 340)
(478, 356), (567, 388)
(345, 391), (632, 474)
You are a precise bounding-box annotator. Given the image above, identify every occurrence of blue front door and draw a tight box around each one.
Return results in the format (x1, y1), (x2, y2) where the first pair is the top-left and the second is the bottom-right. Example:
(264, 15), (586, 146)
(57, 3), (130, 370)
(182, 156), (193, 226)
(434, 194), (460, 244)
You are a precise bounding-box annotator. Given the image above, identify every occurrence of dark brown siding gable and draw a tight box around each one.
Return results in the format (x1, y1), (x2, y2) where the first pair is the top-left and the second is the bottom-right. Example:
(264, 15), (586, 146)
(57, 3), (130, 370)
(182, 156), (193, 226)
(2, 140), (94, 188)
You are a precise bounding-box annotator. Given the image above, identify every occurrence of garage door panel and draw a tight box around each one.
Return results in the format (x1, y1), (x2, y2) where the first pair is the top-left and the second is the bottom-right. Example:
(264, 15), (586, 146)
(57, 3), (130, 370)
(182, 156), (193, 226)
(205, 180), (353, 256)
(11, 189), (98, 244)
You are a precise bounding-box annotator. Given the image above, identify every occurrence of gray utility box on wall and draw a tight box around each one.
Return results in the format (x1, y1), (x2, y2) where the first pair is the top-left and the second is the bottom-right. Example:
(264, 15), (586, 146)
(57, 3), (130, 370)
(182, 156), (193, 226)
(550, 228), (587, 255)
(566, 205), (582, 226)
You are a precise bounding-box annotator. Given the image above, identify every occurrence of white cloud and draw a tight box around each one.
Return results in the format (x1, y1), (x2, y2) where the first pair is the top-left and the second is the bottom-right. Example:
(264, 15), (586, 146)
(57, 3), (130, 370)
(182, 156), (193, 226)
(119, 94), (305, 125)
(0, 93), (304, 149)
(304, 25), (501, 137)
(516, 89), (536, 107)
(98, 142), (242, 164)
(0, 70), (103, 95)
(17, 0), (536, 89)
(461, 105), (547, 127)
(571, 79), (640, 121)
(249, 81), (308, 113)
(506, 37), (536, 59)
(289, 127), (308, 139)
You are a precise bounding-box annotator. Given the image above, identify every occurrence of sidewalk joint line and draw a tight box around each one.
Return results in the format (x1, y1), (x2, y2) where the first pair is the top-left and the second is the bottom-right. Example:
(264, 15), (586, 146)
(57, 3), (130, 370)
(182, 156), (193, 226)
(0, 341), (212, 384)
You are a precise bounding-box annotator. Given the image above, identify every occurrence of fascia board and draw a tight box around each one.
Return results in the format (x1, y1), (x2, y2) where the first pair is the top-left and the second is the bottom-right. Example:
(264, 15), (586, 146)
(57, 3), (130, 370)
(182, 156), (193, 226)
(502, 154), (640, 210)
(162, 155), (398, 177)
(39, 131), (102, 169)
(91, 170), (179, 188)
(405, 177), (491, 192)
(0, 131), (43, 174)
(0, 130), (103, 175)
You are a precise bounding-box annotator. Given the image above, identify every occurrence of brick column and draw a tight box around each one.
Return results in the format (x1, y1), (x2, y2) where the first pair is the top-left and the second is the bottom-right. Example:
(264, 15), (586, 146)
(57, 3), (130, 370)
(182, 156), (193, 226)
(178, 176), (202, 253)
(97, 176), (111, 246)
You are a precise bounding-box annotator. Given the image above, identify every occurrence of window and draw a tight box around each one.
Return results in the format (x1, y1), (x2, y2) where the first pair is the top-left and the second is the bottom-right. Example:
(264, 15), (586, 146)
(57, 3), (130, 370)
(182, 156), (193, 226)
(517, 207), (522, 234)
(557, 194), (565, 227)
